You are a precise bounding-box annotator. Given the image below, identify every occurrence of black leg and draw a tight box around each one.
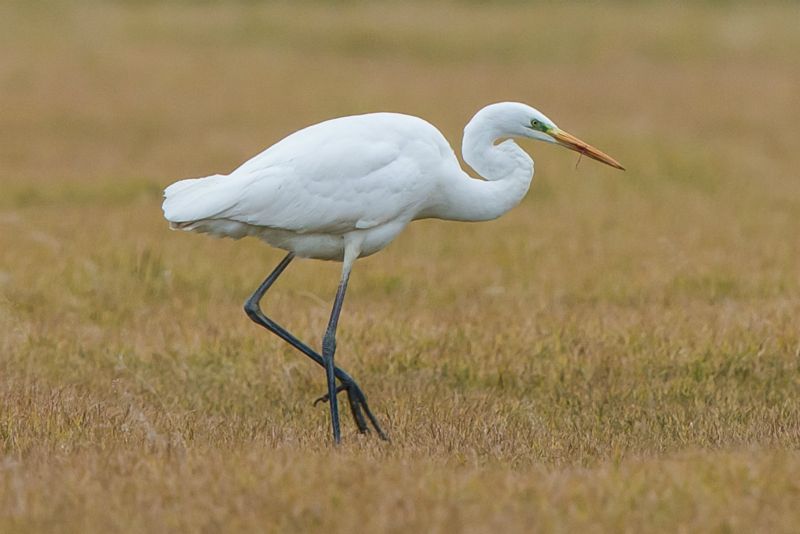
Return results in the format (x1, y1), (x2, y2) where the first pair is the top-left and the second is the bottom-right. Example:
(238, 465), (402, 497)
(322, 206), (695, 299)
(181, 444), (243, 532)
(243, 252), (388, 441)
(321, 265), (352, 444)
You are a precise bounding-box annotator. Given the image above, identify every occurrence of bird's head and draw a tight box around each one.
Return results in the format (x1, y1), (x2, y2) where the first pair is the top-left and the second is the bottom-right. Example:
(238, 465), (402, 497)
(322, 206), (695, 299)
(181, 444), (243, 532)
(479, 102), (625, 170)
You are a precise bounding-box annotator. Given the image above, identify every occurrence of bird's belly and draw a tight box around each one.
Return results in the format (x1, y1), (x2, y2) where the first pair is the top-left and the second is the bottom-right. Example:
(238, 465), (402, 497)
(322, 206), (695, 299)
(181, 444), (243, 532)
(256, 219), (410, 261)
(174, 217), (411, 261)
(258, 229), (345, 260)
(358, 218), (411, 257)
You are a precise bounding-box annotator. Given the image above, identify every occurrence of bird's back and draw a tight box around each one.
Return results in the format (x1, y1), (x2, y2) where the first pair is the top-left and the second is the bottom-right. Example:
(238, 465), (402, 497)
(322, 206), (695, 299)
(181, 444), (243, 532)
(162, 112), (457, 258)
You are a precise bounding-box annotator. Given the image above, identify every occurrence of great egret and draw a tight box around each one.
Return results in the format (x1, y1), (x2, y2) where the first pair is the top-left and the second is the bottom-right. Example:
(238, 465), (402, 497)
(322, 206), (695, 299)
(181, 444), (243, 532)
(163, 102), (624, 444)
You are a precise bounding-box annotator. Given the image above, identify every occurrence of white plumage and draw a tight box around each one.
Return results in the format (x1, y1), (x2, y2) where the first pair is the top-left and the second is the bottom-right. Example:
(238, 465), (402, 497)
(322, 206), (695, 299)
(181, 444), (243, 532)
(164, 113), (448, 259)
(162, 102), (623, 443)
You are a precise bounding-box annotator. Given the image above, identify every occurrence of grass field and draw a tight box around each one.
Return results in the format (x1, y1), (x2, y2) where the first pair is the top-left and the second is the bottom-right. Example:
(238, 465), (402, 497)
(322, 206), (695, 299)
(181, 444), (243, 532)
(2, 1), (800, 532)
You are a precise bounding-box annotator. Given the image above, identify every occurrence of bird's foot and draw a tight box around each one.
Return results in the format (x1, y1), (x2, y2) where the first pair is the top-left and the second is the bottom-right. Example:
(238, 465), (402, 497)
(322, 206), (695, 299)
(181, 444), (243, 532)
(313, 380), (389, 441)
(313, 384), (347, 407)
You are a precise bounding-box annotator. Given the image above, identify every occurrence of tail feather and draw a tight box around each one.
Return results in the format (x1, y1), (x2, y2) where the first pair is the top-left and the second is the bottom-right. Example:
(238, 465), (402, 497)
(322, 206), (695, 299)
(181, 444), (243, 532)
(162, 174), (240, 223)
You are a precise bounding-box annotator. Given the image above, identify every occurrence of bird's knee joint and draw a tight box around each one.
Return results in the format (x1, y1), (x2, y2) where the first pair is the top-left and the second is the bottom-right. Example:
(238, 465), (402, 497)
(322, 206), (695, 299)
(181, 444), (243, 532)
(322, 331), (336, 355)
(244, 300), (261, 321)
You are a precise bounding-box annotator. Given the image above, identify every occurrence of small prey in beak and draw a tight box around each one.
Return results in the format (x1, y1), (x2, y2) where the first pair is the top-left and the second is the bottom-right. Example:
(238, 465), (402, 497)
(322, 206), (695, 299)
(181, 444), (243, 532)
(551, 128), (625, 170)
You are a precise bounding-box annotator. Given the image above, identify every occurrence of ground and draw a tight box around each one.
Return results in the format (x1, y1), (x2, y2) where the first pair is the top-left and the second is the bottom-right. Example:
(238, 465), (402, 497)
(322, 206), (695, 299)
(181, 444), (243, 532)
(1, 1), (799, 532)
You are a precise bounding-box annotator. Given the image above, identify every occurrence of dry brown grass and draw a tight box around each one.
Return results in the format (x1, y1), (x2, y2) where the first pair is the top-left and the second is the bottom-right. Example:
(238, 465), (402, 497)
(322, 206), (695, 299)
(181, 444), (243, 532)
(2, 1), (800, 532)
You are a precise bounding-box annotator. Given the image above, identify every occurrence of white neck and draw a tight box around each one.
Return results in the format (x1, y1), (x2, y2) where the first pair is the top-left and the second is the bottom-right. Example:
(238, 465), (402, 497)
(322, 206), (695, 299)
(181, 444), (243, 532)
(425, 112), (534, 222)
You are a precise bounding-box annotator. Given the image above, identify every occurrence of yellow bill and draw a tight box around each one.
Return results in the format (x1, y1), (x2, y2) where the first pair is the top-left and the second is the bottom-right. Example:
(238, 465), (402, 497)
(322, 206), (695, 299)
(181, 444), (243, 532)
(551, 128), (625, 170)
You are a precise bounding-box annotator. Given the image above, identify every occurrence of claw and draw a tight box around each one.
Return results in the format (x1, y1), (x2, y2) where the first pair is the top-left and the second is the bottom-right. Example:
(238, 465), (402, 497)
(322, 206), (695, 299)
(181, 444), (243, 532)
(312, 381), (389, 441)
(313, 384), (347, 406)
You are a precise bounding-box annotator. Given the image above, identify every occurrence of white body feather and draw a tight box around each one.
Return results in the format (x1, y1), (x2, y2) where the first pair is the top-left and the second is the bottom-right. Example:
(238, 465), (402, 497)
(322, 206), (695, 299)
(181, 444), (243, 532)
(163, 103), (545, 261)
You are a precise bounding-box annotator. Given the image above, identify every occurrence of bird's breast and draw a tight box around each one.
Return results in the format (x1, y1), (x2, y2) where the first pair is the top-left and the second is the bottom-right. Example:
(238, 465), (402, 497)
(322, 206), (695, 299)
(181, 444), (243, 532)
(254, 218), (411, 262)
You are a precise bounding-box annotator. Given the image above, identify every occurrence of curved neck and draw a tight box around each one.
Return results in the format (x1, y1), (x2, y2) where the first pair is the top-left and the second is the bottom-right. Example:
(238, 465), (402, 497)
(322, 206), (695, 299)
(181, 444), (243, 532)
(426, 116), (534, 222)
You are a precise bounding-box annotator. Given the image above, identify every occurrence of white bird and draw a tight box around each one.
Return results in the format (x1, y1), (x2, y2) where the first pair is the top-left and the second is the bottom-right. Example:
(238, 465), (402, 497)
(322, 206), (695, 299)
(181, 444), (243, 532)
(162, 102), (624, 443)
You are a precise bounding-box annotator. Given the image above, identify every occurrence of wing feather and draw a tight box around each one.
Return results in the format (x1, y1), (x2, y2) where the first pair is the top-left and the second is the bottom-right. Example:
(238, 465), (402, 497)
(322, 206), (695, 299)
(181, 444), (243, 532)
(163, 113), (448, 236)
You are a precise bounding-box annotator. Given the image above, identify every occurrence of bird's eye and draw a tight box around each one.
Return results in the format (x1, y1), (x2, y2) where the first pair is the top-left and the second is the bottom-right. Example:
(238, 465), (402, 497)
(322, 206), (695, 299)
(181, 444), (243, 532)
(531, 119), (541, 129)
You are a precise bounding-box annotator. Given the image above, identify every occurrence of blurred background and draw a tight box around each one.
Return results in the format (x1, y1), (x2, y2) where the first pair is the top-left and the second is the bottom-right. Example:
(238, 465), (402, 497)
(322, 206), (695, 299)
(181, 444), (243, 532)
(3, 0), (798, 340)
(4, 2), (797, 190)
(1, 1), (799, 532)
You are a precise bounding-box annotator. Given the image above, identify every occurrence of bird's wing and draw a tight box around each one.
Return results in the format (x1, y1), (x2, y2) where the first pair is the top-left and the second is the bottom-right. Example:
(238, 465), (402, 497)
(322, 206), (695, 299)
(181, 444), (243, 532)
(164, 113), (450, 235)
(214, 135), (434, 234)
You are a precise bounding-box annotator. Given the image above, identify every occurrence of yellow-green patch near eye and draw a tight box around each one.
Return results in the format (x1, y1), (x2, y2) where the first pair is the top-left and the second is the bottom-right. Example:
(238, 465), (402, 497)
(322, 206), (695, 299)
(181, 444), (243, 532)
(530, 119), (549, 132)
